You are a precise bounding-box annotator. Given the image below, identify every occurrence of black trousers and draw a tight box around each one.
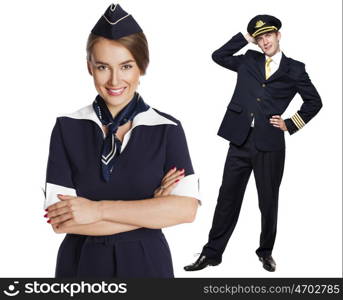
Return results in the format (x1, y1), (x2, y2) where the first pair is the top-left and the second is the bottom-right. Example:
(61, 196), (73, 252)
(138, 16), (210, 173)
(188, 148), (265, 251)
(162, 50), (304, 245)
(203, 129), (285, 259)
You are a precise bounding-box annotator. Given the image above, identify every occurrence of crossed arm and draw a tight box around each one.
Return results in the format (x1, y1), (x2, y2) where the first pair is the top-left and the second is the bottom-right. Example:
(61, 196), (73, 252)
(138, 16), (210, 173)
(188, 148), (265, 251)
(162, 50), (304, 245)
(46, 168), (198, 236)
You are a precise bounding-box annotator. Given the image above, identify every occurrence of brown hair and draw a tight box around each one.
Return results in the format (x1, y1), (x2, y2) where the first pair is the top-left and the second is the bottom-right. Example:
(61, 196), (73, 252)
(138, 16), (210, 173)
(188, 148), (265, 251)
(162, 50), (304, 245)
(86, 32), (149, 75)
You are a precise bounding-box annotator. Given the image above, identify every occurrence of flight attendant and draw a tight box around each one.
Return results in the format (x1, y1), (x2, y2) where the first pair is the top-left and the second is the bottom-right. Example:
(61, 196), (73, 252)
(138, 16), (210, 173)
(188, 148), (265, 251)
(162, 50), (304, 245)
(184, 15), (322, 272)
(43, 3), (200, 278)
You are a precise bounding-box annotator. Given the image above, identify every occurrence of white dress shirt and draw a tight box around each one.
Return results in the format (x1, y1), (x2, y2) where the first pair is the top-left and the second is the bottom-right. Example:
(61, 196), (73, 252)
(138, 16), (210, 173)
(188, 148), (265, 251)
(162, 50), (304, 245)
(265, 50), (282, 77)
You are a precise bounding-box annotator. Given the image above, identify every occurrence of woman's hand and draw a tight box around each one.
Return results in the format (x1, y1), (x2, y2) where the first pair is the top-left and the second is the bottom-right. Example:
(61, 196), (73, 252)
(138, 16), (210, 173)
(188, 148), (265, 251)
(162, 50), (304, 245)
(51, 223), (63, 233)
(154, 167), (185, 197)
(269, 115), (288, 131)
(46, 196), (102, 226)
(50, 218), (83, 234)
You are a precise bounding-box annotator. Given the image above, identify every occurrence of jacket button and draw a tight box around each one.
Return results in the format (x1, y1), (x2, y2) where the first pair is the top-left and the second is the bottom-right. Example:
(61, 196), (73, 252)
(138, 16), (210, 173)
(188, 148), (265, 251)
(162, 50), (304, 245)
(262, 83), (266, 87)
(250, 113), (254, 117)
(256, 98), (261, 102)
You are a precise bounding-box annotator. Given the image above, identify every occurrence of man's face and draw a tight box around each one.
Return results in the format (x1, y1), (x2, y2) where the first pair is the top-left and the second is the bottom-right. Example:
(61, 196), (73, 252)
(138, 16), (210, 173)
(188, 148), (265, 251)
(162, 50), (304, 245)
(255, 31), (281, 57)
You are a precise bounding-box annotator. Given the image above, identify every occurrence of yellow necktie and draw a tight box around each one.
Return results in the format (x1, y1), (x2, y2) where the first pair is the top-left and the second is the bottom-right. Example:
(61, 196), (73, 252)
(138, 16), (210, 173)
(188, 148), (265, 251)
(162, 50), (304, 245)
(265, 57), (272, 79)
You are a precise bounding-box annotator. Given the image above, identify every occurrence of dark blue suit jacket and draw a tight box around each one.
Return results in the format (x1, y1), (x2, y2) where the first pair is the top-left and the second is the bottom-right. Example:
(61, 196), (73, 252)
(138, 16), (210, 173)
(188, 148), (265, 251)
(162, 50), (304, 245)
(213, 32), (322, 151)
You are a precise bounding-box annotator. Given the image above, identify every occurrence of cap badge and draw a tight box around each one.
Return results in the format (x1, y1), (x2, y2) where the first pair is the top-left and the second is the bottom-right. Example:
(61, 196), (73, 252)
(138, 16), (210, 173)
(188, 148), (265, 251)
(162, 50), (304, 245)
(255, 20), (265, 28)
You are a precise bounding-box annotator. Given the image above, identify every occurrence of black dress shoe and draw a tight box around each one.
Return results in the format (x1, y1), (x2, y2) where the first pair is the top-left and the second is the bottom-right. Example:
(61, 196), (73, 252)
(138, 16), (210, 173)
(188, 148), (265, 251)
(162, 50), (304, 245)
(184, 255), (221, 271)
(259, 256), (276, 272)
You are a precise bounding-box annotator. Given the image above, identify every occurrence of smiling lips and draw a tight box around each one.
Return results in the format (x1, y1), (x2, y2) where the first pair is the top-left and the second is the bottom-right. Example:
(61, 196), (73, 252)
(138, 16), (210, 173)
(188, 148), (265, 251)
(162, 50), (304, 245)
(264, 45), (272, 52)
(106, 87), (126, 96)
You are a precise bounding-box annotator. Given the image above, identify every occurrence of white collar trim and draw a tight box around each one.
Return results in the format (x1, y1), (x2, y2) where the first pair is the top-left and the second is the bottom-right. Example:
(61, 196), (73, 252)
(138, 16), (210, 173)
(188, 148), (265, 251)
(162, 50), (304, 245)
(61, 104), (103, 130)
(60, 105), (177, 145)
(131, 107), (177, 128)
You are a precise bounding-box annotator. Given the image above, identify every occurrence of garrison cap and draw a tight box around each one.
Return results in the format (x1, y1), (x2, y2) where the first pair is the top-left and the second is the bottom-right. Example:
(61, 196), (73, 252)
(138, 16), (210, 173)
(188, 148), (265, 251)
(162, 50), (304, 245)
(247, 15), (281, 38)
(91, 3), (143, 40)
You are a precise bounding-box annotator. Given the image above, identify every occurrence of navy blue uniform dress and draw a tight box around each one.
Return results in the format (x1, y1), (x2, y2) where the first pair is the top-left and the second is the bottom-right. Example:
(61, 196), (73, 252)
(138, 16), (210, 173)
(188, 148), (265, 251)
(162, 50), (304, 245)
(44, 103), (199, 278)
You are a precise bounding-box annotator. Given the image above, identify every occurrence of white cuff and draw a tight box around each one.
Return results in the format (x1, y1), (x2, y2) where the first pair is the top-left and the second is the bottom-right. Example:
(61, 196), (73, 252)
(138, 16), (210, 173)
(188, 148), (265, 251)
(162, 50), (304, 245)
(44, 183), (77, 209)
(170, 174), (201, 204)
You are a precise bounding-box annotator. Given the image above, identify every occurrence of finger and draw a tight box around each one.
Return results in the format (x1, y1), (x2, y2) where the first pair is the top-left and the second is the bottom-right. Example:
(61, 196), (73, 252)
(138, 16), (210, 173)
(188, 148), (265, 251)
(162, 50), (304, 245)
(154, 187), (162, 197)
(160, 180), (180, 196)
(163, 166), (177, 179)
(162, 174), (185, 189)
(57, 194), (76, 201)
(51, 224), (60, 231)
(47, 195), (75, 211)
(161, 169), (184, 185)
(51, 224), (63, 233)
(47, 206), (72, 218)
(273, 124), (280, 128)
(49, 212), (73, 225)
(163, 172), (185, 186)
(47, 200), (71, 212)
(161, 167), (182, 183)
(271, 115), (281, 119)
(58, 219), (77, 229)
(50, 212), (73, 225)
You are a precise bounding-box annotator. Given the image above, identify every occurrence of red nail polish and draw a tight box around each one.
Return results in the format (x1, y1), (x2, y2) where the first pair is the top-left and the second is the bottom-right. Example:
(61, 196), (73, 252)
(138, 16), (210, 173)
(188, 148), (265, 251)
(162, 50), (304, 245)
(171, 166), (176, 170)
(47, 219), (51, 223)
(180, 168), (185, 173)
(44, 214), (48, 218)
(45, 209), (48, 212)
(175, 179), (180, 183)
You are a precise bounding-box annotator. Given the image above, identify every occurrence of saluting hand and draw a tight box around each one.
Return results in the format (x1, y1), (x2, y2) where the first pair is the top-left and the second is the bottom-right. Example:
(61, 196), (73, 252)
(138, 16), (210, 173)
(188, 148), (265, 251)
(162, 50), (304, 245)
(269, 115), (288, 131)
(46, 196), (102, 226)
(244, 33), (256, 44)
(154, 167), (185, 197)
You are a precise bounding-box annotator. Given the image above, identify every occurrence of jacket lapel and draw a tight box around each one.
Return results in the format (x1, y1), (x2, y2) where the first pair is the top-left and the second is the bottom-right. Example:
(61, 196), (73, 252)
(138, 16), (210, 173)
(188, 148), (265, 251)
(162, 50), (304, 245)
(245, 52), (290, 82)
(257, 54), (266, 80)
(246, 53), (265, 82)
(267, 53), (290, 81)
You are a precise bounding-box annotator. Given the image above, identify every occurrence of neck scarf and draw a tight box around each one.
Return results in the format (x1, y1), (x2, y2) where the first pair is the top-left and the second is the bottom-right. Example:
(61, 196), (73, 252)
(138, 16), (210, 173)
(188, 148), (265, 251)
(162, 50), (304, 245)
(93, 92), (150, 182)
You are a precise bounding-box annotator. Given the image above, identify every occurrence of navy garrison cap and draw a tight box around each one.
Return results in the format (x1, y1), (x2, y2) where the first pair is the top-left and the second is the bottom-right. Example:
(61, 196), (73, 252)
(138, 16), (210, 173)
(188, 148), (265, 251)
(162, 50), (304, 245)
(91, 3), (143, 40)
(247, 15), (282, 38)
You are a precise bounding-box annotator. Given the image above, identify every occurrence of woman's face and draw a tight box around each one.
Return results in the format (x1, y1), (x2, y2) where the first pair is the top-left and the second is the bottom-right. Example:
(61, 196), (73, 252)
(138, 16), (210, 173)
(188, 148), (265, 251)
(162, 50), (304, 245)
(87, 38), (141, 116)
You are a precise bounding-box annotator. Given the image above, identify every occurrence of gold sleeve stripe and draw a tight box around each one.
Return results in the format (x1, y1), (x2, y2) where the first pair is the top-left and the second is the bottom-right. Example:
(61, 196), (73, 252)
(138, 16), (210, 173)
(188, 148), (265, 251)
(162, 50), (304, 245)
(252, 26), (278, 37)
(291, 113), (306, 130)
(293, 114), (304, 129)
(291, 116), (302, 129)
(294, 113), (306, 127)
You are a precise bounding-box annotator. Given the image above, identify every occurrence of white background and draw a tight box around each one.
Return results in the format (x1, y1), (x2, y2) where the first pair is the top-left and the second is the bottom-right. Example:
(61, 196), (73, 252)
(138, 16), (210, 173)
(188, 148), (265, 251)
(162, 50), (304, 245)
(0, 0), (341, 278)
